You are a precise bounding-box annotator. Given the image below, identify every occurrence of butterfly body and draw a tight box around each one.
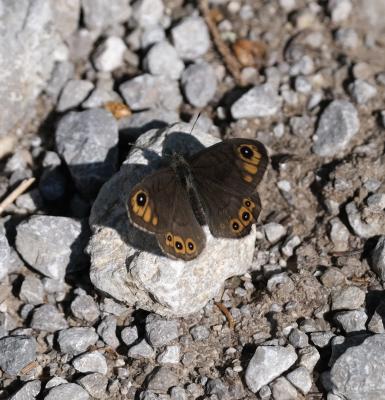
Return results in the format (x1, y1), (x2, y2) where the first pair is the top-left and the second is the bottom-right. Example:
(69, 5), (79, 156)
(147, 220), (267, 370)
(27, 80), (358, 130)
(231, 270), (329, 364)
(127, 139), (268, 261)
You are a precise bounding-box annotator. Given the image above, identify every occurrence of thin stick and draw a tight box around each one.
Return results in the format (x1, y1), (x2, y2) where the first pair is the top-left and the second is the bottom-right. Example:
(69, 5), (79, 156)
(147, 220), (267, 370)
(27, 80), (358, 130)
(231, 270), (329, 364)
(0, 177), (35, 215)
(198, 0), (243, 86)
(215, 301), (235, 329)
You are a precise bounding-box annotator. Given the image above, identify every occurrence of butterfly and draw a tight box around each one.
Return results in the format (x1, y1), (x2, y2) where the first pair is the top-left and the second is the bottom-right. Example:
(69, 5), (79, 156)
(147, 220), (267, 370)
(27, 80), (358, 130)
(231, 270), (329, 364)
(127, 139), (268, 261)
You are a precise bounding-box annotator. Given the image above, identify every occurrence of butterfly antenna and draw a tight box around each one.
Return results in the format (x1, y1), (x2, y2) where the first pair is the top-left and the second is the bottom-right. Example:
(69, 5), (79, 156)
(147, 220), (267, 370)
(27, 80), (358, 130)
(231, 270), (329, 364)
(189, 112), (201, 135)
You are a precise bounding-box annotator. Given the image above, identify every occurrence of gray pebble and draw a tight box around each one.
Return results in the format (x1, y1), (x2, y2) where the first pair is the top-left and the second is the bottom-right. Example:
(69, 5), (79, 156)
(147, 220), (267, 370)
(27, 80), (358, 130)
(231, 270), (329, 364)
(0, 335), (36, 376)
(231, 84), (281, 119)
(121, 326), (139, 346)
(320, 267), (346, 288)
(92, 36), (127, 72)
(270, 377), (298, 400)
(294, 75), (312, 94)
(334, 310), (367, 333)
(267, 273), (294, 294)
(31, 304), (68, 332)
(15, 189), (43, 213)
(144, 41), (184, 80)
(371, 236), (385, 280)
(170, 387), (187, 400)
(145, 314), (179, 347)
(258, 385), (272, 400)
(298, 346), (320, 372)
(128, 339), (155, 359)
(181, 61), (217, 108)
(97, 315), (119, 348)
(245, 345), (297, 393)
(0, 229), (10, 281)
(82, 88), (121, 109)
(19, 275), (44, 305)
(331, 286), (365, 310)
(45, 377), (68, 389)
(55, 109), (118, 198)
(72, 351), (108, 374)
(206, 378), (229, 398)
(349, 79), (377, 104)
(329, 218), (350, 252)
(100, 298), (129, 317)
(190, 325), (210, 341)
(71, 294), (100, 323)
(171, 16), (210, 60)
(288, 328), (309, 348)
(78, 373), (108, 399)
(310, 331), (335, 348)
(9, 379), (41, 400)
(44, 383), (89, 400)
(286, 366), (312, 394)
(263, 223), (286, 244)
(157, 345), (180, 364)
(132, 0), (164, 28)
(368, 301), (385, 333)
(16, 216), (89, 280)
(146, 366), (179, 393)
(140, 25), (166, 48)
(289, 115), (313, 137)
(335, 28), (359, 49)
(57, 80), (94, 112)
(45, 61), (75, 100)
(312, 100), (359, 157)
(119, 74), (182, 111)
(58, 327), (98, 355)
(328, 0), (352, 22)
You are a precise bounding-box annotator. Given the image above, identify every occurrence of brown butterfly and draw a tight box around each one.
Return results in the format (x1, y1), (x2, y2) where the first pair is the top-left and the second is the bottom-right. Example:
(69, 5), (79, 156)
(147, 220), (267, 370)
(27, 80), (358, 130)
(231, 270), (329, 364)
(127, 139), (268, 261)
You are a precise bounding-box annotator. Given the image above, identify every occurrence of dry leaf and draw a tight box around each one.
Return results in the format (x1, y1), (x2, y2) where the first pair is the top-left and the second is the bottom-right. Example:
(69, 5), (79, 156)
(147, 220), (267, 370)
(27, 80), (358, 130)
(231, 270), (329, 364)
(104, 102), (132, 120)
(233, 39), (267, 67)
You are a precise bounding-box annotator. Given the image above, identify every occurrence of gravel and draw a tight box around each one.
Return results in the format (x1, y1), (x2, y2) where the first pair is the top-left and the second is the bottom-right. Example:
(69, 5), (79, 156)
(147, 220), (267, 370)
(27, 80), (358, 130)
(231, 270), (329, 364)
(57, 327), (99, 355)
(31, 304), (68, 332)
(132, 0), (164, 28)
(97, 315), (120, 348)
(0, 335), (36, 375)
(9, 380), (41, 400)
(371, 236), (385, 280)
(145, 314), (179, 347)
(77, 373), (108, 399)
(71, 294), (100, 322)
(146, 366), (179, 393)
(19, 275), (45, 305)
(44, 383), (90, 400)
(128, 339), (155, 359)
(72, 352), (108, 374)
(92, 36), (127, 72)
(334, 309), (368, 333)
(286, 366), (313, 394)
(57, 79), (94, 112)
(331, 286), (366, 310)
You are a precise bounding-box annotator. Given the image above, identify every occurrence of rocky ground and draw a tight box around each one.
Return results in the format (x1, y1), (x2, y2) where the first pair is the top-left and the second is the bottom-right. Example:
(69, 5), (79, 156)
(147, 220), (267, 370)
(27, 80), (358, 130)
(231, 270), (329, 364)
(1, 0), (385, 399)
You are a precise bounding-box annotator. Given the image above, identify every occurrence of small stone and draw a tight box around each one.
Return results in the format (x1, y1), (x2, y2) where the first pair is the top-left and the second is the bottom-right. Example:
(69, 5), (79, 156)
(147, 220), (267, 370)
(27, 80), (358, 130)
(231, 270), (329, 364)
(45, 61), (75, 100)
(170, 387), (187, 400)
(0, 229), (10, 281)
(281, 235), (301, 257)
(141, 25), (166, 48)
(15, 189), (43, 212)
(312, 100), (360, 156)
(371, 236), (385, 281)
(58, 327), (98, 355)
(57, 80), (94, 112)
(19, 275), (44, 305)
(329, 218), (350, 251)
(346, 201), (385, 238)
(279, 0), (296, 11)
(231, 84), (281, 119)
(335, 27), (359, 49)
(31, 304), (68, 332)
(289, 115), (312, 137)
(93, 36), (127, 72)
(128, 339), (155, 359)
(181, 61), (217, 108)
(78, 373), (108, 399)
(206, 378), (229, 398)
(270, 377), (299, 400)
(245, 345), (297, 393)
(259, 385), (272, 400)
(368, 301), (385, 333)
(100, 298), (129, 317)
(0, 335), (36, 376)
(145, 314), (179, 347)
(367, 193), (385, 210)
(97, 316), (119, 348)
(146, 366), (179, 393)
(328, 0), (352, 22)
(298, 346), (320, 372)
(320, 267), (346, 288)
(353, 62), (373, 80)
(286, 367), (312, 394)
(144, 41), (184, 80)
(267, 273), (294, 294)
(121, 326), (139, 346)
(331, 286), (365, 310)
(44, 383), (89, 400)
(334, 310), (367, 333)
(349, 79), (377, 104)
(55, 109), (118, 198)
(9, 380), (41, 400)
(171, 17), (210, 60)
(46, 377), (69, 389)
(119, 74), (182, 111)
(71, 294), (100, 322)
(190, 325), (210, 341)
(132, 0), (164, 28)
(157, 345), (180, 364)
(82, 88), (121, 109)
(288, 328), (309, 348)
(72, 352), (108, 374)
(263, 223), (286, 244)
(294, 76), (312, 94)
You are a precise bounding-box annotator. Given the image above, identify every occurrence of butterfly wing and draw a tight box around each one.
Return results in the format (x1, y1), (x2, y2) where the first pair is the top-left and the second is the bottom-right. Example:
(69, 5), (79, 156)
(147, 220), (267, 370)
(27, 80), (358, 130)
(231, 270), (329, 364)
(190, 139), (268, 238)
(127, 168), (205, 260)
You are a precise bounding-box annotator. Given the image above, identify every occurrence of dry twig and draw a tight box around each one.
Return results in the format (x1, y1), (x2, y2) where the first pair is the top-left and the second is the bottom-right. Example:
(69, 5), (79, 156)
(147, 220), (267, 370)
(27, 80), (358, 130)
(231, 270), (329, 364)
(215, 301), (235, 329)
(0, 177), (35, 215)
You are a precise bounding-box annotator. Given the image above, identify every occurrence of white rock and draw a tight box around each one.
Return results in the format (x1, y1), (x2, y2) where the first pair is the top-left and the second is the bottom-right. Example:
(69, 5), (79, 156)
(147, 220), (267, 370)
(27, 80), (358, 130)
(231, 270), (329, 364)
(329, 218), (349, 252)
(72, 352), (108, 375)
(88, 123), (258, 317)
(263, 223), (286, 244)
(93, 36), (127, 72)
(286, 366), (313, 394)
(328, 0), (352, 23)
(157, 345), (180, 364)
(132, 0), (164, 28)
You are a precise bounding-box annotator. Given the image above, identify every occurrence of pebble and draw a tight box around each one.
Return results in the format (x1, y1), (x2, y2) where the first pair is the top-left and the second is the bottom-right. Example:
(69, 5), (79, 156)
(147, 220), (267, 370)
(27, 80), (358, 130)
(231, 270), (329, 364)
(92, 36), (127, 72)
(46, 377), (69, 389)
(45, 61), (75, 100)
(294, 75), (312, 94)
(15, 188), (43, 212)
(231, 84), (281, 119)
(146, 366), (179, 393)
(259, 385), (272, 400)
(82, 88), (121, 109)
(329, 218), (350, 251)
(128, 339), (155, 359)
(312, 100), (360, 156)
(266, 273), (294, 294)
(290, 115), (312, 137)
(0, 229), (10, 281)
(245, 345), (297, 393)
(190, 325), (210, 341)
(72, 351), (108, 374)
(78, 373), (108, 399)
(44, 383), (90, 400)
(119, 74), (182, 111)
(331, 286), (365, 310)
(288, 328), (309, 348)
(328, 0), (352, 23)
(206, 378), (229, 398)
(171, 16), (210, 60)
(145, 314), (179, 347)
(121, 326), (139, 346)
(58, 327), (99, 355)
(368, 301), (385, 333)
(371, 236), (385, 280)
(157, 345), (180, 364)
(144, 41), (184, 80)
(19, 275), (44, 305)
(181, 61), (217, 107)
(55, 109), (119, 198)
(97, 315), (120, 348)
(320, 268), (346, 288)
(141, 25), (166, 48)
(170, 387), (188, 400)
(15, 216), (88, 280)
(298, 346), (320, 372)
(335, 27), (359, 49)
(9, 380), (41, 400)
(57, 80), (94, 112)
(71, 294), (100, 323)
(349, 79), (377, 104)
(263, 223), (287, 244)
(281, 235), (301, 257)
(132, 0), (164, 28)
(0, 335), (36, 375)
(334, 310), (368, 333)
(286, 366), (313, 394)
(31, 304), (68, 332)
(270, 377), (299, 400)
